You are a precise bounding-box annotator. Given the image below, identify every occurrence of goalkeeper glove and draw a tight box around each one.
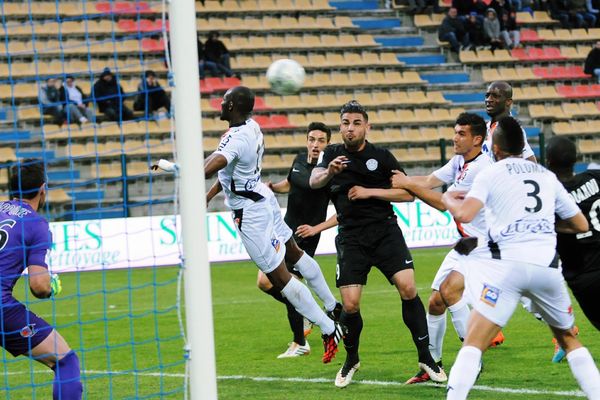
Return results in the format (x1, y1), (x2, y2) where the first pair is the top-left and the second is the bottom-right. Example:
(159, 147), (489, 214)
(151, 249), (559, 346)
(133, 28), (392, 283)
(50, 273), (62, 297)
(150, 159), (178, 173)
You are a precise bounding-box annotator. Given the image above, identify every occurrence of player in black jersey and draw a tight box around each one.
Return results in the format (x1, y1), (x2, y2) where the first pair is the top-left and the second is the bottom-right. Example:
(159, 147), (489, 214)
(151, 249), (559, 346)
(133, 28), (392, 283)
(258, 122), (339, 358)
(310, 100), (447, 388)
(547, 136), (600, 331)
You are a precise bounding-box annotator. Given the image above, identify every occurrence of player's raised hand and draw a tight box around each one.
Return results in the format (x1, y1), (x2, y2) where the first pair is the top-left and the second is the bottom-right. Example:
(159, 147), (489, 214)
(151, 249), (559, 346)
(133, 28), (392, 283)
(390, 170), (411, 189)
(50, 274), (62, 297)
(328, 156), (349, 176)
(150, 159), (178, 173)
(348, 185), (370, 201)
(296, 224), (318, 238)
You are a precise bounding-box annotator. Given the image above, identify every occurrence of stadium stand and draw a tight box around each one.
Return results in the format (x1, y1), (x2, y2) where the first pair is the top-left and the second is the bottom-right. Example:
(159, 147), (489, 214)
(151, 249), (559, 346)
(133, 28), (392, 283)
(0, 0), (598, 216)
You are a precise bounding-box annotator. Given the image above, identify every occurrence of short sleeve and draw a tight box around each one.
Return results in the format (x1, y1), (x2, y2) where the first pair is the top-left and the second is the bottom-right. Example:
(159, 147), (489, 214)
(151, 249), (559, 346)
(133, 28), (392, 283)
(521, 128), (535, 159)
(465, 168), (491, 205)
(554, 178), (580, 220)
(214, 133), (247, 165)
(386, 151), (403, 174)
(316, 145), (335, 169)
(26, 218), (51, 268)
(432, 157), (457, 184)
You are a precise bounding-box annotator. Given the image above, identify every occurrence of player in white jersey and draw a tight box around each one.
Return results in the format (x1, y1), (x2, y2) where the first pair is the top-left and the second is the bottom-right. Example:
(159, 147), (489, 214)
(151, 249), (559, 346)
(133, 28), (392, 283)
(202, 86), (345, 363)
(391, 113), (494, 383)
(483, 81), (536, 162)
(442, 116), (600, 400)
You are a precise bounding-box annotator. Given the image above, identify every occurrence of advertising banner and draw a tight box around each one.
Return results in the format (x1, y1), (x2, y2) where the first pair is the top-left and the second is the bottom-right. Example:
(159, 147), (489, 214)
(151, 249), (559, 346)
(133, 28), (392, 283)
(47, 200), (459, 272)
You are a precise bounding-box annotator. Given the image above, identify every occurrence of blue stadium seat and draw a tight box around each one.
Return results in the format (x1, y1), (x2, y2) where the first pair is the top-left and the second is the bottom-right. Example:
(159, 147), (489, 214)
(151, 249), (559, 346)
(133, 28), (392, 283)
(443, 93), (484, 103)
(352, 19), (401, 29)
(532, 146), (540, 157)
(17, 150), (55, 159)
(421, 73), (470, 84)
(69, 190), (105, 201)
(62, 208), (126, 221)
(0, 130), (31, 142)
(575, 162), (588, 173)
(47, 170), (81, 181)
(397, 55), (446, 65)
(375, 36), (424, 47)
(524, 126), (541, 138)
(329, 0), (379, 9)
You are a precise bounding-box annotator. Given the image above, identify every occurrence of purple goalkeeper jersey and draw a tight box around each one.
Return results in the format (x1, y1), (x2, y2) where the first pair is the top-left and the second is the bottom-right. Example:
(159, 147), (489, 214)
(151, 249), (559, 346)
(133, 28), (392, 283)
(0, 200), (51, 303)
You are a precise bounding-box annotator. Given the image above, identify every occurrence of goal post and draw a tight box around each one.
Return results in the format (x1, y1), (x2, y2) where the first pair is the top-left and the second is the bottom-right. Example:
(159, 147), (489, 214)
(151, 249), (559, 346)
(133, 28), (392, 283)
(168, 0), (217, 398)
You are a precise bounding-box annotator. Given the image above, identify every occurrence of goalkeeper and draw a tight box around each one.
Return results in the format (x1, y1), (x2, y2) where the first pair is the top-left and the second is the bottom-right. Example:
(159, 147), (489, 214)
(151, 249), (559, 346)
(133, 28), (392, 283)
(0, 159), (81, 399)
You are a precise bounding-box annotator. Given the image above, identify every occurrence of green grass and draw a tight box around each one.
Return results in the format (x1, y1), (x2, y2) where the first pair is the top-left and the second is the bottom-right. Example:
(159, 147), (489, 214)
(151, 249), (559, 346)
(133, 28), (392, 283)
(2, 247), (598, 399)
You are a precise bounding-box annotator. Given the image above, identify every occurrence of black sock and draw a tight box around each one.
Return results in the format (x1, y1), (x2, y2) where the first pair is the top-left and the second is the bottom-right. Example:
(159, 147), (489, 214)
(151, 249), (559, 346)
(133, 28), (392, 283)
(402, 295), (433, 363)
(340, 310), (363, 365)
(265, 287), (305, 346)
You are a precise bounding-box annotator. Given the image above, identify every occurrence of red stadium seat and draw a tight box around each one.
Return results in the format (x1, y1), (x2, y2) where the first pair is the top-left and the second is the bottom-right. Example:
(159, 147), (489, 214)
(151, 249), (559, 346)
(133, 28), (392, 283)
(512, 47), (565, 61)
(199, 79), (215, 94)
(558, 85), (600, 98)
(253, 115), (271, 128)
(520, 29), (542, 43)
(96, 1), (153, 14)
(208, 98), (221, 110)
(141, 38), (164, 52)
(117, 19), (137, 32)
(253, 97), (270, 111)
(269, 114), (293, 128)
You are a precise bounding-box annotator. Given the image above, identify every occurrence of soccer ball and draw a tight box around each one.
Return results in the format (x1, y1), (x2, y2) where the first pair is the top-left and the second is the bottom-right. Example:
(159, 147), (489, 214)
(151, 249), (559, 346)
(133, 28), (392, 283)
(266, 59), (305, 96)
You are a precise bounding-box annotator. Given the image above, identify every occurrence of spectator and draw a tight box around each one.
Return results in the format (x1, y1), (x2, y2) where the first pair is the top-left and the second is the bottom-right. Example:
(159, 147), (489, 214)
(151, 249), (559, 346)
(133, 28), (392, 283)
(483, 8), (504, 50)
(549, 0), (571, 27)
(568, 0), (597, 27)
(39, 77), (64, 125)
(133, 70), (171, 118)
(407, 0), (441, 14)
(584, 41), (600, 83)
(452, 0), (480, 16)
(92, 68), (134, 122)
(196, 37), (219, 79)
(587, 0), (600, 19)
(501, 11), (521, 48)
(204, 30), (240, 79)
(59, 75), (95, 124)
(438, 7), (470, 53)
(465, 11), (485, 48)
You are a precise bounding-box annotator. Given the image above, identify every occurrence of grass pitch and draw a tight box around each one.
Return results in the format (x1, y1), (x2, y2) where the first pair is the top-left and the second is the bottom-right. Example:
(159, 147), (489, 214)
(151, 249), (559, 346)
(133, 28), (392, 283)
(2, 247), (598, 399)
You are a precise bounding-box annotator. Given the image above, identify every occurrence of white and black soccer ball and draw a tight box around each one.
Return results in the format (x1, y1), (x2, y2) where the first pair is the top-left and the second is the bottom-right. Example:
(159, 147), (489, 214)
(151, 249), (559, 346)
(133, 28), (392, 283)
(266, 59), (305, 96)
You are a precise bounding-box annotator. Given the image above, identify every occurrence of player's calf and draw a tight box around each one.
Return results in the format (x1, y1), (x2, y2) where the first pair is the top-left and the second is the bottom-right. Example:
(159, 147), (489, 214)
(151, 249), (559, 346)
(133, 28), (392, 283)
(52, 350), (82, 400)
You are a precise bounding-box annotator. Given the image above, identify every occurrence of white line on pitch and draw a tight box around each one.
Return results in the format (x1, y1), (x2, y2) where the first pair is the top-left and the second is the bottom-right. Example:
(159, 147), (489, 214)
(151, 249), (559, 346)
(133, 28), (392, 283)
(0, 370), (584, 397)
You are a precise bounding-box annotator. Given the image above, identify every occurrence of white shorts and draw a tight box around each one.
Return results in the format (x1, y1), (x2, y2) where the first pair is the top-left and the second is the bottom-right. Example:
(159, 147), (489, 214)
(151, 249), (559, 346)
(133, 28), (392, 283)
(431, 250), (466, 291)
(232, 196), (292, 274)
(463, 256), (574, 329)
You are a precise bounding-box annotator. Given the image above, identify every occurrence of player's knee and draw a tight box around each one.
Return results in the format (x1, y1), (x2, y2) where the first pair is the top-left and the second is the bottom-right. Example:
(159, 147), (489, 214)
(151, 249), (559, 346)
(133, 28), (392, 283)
(284, 240), (303, 265)
(397, 282), (417, 300)
(256, 272), (272, 292)
(440, 273), (464, 305)
(343, 301), (360, 314)
(428, 291), (446, 315)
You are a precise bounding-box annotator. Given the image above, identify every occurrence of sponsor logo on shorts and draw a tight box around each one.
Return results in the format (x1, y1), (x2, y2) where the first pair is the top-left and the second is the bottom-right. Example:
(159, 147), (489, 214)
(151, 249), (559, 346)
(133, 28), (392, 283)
(271, 238), (281, 252)
(366, 159), (378, 171)
(19, 323), (37, 338)
(480, 283), (501, 307)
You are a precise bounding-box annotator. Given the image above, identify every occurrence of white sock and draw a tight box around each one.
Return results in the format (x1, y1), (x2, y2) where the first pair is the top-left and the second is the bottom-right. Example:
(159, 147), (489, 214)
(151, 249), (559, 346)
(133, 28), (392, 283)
(566, 347), (600, 399)
(293, 253), (337, 311)
(280, 277), (335, 335)
(446, 346), (481, 400)
(448, 298), (470, 341)
(427, 312), (447, 362)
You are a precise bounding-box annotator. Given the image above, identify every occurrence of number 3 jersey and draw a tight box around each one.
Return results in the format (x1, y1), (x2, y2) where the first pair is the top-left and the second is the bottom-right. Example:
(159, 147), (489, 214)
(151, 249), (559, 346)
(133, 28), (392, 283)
(466, 157), (580, 267)
(0, 200), (51, 302)
(556, 169), (600, 286)
(215, 118), (272, 210)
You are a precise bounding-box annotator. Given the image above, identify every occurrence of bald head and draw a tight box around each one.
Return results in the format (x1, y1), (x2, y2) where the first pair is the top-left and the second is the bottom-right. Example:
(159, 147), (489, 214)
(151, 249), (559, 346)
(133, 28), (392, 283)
(220, 86), (255, 122)
(485, 81), (513, 119)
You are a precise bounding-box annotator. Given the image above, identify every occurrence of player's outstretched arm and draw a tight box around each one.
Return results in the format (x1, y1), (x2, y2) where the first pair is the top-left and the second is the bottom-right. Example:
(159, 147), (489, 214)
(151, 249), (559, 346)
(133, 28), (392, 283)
(391, 171), (446, 211)
(296, 214), (338, 238)
(206, 180), (222, 205)
(556, 212), (589, 234)
(310, 156), (348, 189)
(267, 179), (291, 194)
(204, 152), (228, 179)
(28, 265), (52, 299)
(347, 186), (414, 202)
(442, 191), (482, 223)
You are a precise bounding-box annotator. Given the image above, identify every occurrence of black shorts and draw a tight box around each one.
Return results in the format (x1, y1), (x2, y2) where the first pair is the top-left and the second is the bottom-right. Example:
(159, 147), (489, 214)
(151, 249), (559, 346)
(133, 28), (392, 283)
(335, 220), (413, 287)
(567, 273), (600, 331)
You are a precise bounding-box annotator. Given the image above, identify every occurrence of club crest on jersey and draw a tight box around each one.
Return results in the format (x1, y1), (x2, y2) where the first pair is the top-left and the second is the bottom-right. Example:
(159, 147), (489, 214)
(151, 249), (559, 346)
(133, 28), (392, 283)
(480, 284), (501, 307)
(19, 323), (37, 338)
(366, 159), (378, 171)
(271, 238), (281, 252)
